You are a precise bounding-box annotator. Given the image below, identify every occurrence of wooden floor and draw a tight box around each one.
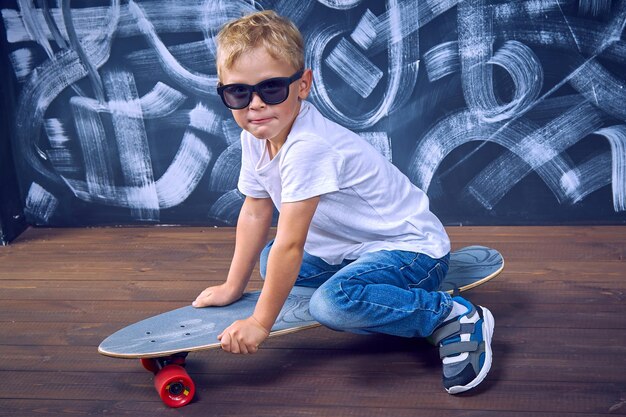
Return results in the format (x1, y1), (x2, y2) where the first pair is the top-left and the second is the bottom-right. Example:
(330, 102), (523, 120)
(1, 226), (625, 416)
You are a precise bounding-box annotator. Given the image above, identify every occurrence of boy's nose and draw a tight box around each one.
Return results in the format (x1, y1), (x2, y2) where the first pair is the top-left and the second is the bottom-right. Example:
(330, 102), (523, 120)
(249, 92), (266, 108)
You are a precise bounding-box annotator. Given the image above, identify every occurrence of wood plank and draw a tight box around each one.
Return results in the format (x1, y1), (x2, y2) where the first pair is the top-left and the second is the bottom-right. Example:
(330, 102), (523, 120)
(2, 284), (624, 323)
(1, 370), (623, 415)
(1, 293), (625, 331)
(1, 226), (625, 417)
(2, 227), (625, 271)
(2, 342), (625, 385)
(1, 271), (625, 300)
(5, 224), (621, 244)
(2, 322), (624, 354)
(2, 399), (617, 417)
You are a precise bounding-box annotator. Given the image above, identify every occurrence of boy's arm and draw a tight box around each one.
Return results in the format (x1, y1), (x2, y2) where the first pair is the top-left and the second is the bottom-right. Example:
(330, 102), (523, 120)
(218, 196), (320, 354)
(193, 195), (273, 307)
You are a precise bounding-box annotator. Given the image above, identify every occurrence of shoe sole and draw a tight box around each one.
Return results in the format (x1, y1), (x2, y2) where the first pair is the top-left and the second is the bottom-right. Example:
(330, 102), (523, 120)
(446, 306), (495, 394)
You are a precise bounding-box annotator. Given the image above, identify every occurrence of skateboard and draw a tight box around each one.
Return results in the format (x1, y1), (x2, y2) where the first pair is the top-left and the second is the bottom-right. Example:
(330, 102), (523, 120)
(98, 245), (503, 407)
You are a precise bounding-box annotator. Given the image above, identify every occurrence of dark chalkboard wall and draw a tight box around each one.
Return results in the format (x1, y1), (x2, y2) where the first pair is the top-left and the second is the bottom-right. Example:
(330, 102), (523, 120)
(1, 0), (625, 229)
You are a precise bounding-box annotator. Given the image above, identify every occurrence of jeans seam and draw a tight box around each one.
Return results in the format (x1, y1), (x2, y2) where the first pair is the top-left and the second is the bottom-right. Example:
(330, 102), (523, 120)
(338, 251), (449, 314)
(400, 252), (420, 271)
(339, 264), (443, 314)
(409, 263), (442, 288)
(352, 264), (399, 279)
(352, 252), (416, 277)
(338, 284), (444, 314)
(299, 270), (333, 281)
(409, 275), (429, 289)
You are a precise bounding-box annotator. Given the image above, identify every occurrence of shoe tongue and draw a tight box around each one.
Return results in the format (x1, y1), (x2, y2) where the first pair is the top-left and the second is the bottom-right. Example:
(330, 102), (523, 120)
(445, 300), (469, 322)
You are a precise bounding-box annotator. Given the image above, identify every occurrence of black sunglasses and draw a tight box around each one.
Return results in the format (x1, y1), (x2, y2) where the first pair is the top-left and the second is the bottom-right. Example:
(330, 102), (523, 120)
(217, 70), (304, 110)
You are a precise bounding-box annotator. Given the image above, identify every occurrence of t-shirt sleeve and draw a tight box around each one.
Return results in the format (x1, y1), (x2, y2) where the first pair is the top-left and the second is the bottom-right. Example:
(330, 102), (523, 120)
(237, 135), (270, 198)
(280, 136), (344, 202)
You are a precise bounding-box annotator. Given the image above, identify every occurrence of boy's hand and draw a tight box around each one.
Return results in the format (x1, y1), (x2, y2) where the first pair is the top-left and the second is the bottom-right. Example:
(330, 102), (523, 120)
(218, 316), (270, 354)
(192, 283), (242, 308)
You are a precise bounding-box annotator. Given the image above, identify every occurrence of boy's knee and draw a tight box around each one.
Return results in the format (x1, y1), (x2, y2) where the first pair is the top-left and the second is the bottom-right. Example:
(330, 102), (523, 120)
(309, 285), (347, 331)
(309, 288), (333, 326)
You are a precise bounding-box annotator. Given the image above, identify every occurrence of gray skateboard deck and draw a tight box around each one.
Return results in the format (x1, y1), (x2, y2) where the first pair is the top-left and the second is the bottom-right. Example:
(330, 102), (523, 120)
(99, 285), (318, 358)
(439, 245), (503, 293)
(98, 245), (503, 359)
(98, 245), (502, 407)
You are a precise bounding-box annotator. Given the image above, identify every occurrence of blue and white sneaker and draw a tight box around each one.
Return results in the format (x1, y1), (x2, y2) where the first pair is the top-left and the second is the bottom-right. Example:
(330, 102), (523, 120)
(430, 296), (495, 394)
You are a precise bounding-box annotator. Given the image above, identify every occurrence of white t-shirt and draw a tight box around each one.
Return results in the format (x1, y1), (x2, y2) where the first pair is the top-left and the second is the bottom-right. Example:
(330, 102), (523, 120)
(238, 101), (450, 264)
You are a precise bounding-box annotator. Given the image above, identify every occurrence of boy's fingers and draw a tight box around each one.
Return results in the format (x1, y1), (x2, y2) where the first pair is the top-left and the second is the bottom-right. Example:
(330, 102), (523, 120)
(218, 319), (265, 354)
(220, 332), (231, 352)
(192, 290), (212, 307)
(228, 334), (240, 354)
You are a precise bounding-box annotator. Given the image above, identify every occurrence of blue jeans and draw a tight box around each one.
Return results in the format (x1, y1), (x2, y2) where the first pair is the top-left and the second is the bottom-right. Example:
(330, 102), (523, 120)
(259, 240), (452, 338)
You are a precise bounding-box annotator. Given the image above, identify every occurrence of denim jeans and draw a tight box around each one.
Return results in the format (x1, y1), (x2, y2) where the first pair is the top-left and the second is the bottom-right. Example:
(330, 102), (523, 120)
(259, 240), (452, 338)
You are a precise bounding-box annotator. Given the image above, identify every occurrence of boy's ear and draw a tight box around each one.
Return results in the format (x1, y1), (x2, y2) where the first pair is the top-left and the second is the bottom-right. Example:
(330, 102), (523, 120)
(298, 69), (313, 100)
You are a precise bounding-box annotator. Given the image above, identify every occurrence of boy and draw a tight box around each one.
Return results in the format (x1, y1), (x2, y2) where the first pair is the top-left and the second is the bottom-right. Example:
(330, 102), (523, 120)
(193, 10), (494, 394)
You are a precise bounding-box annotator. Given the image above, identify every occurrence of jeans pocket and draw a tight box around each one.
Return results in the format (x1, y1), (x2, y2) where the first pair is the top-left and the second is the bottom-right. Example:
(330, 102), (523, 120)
(407, 259), (446, 291)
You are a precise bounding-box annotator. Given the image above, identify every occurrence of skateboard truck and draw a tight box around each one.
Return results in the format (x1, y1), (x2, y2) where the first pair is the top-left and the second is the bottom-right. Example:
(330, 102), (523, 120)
(140, 353), (195, 408)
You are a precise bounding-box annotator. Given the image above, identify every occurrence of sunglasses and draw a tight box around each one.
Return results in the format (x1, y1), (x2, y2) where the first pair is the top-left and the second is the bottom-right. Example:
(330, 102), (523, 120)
(217, 70), (304, 110)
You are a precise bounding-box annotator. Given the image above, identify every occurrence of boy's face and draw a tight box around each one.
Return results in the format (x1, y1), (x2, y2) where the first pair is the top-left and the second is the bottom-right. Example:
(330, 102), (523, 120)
(220, 47), (311, 146)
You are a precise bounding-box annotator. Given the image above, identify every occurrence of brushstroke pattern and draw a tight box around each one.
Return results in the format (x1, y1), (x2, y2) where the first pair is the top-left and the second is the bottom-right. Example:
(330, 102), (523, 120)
(25, 182), (58, 223)
(44, 118), (80, 176)
(325, 37), (383, 98)
(1, 0), (624, 226)
(465, 101), (605, 209)
(423, 41), (460, 82)
(208, 189), (245, 225)
(307, 0), (421, 129)
(594, 125), (626, 211)
(103, 69), (159, 220)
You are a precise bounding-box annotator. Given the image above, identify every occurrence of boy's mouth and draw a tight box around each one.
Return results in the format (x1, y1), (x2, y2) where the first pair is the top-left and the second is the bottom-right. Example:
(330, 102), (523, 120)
(249, 117), (273, 124)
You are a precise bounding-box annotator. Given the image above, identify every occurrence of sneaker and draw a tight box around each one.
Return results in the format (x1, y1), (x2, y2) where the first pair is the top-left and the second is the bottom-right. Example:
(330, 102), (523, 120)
(430, 296), (495, 394)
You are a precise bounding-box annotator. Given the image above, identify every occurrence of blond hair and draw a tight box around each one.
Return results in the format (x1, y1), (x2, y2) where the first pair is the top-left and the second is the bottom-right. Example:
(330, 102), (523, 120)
(216, 10), (304, 80)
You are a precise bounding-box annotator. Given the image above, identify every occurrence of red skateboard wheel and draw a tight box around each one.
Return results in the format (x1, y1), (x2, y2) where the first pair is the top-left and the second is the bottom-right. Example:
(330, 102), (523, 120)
(154, 364), (195, 408)
(140, 358), (159, 374)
